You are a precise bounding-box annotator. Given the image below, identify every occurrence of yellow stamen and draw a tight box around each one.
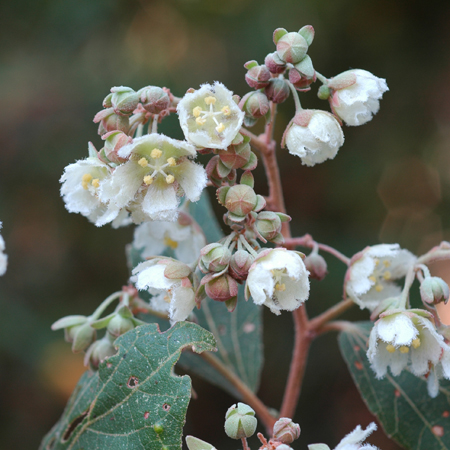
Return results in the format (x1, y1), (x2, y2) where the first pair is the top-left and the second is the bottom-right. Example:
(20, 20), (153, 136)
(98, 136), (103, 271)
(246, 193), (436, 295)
(374, 259), (380, 266)
(163, 295), (171, 304)
(386, 344), (396, 353)
(81, 181), (89, 190)
(221, 105), (231, 116)
(91, 178), (100, 188)
(399, 346), (409, 354)
(164, 236), (179, 250)
(166, 174), (175, 184)
(375, 284), (384, 292)
(151, 148), (163, 159)
(196, 117), (207, 125)
(215, 123), (225, 133)
(192, 106), (202, 117)
(204, 96), (216, 105)
(143, 175), (153, 185)
(82, 173), (93, 183)
(275, 283), (286, 291)
(369, 276), (376, 283)
(167, 157), (176, 167)
(138, 157), (148, 168)
(383, 260), (391, 267)
(383, 271), (391, 280)
(412, 338), (421, 349)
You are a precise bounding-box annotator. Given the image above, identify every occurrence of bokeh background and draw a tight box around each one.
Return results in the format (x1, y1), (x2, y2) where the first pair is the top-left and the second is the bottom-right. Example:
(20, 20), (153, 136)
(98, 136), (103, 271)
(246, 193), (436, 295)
(2, 0), (450, 448)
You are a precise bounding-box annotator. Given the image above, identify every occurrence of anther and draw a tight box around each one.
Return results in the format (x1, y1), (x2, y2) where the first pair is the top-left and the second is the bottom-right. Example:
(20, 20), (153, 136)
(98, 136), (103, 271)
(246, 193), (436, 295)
(151, 148), (163, 159)
(216, 123), (225, 133)
(221, 105), (231, 116)
(399, 346), (409, 354)
(383, 260), (391, 267)
(143, 175), (153, 185)
(81, 181), (89, 190)
(204, 96), (216, 105)
(138, 157), (149, 168)
(193, 106), (202, 117)
(92, 178), (100, 188)
(82, 174), (93, 183)
(275, 283), (286, 291)
(412, 338), (421, 349)
(375, 284), (383, 292)
(167, 157), (176, 167)
(369, 276), (376, 283)
(386, 344), (396, 353)
(383, 271), (391, 280)
(164, 237), (178, 249)
(196, 117), (207, 125)
(166, 174), (175, 184)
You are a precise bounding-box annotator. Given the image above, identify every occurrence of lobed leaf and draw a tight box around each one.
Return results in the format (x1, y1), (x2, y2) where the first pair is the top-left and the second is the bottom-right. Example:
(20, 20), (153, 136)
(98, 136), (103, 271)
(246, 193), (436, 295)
(338, 321), (450, 450)
(40, 322), (216, 450)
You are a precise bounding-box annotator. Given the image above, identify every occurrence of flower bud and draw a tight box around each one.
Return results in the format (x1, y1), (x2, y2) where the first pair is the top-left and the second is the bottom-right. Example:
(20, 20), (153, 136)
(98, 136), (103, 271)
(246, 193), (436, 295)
(317, 85), (330, 100)
(107, 313), (135, 338)
(276, 32), (308, 64)
(289, 67), (315, 91)
(93, 107), (130, 135)
(224, 184), (258, 217)
(139, 86), (170, 114)
(265, 78), (290, 104)
(224, 403), (257, 439)
(110, 86), (139, 116)
(420, 276), (450, 305)
(65, 321), (97, 353)
(217, 136), (256, 171)
(304, 253), (327, 281)
(244, 61), (271, 89)
(229, 250), (254, 282)
(205, 273), (238, 302)
(239, 91), (270, 118)
(273, 418), (301, 444)
(102, 131), (132, 163)
(255, 211), (283, 242)
(264, 52), (287, 74)
(85, 333), (116, 369)
(199, 243), (232, 274)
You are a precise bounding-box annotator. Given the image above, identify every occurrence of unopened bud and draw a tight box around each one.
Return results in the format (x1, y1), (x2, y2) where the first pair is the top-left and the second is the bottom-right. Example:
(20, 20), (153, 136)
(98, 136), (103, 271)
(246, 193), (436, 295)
(110, 86), (139, 116)
(85, 333), (116, 369)
(265, 79), (290, 104)
(244, 62), (271, 89)
(370, 296), (401, 321)
(224, 403), (257, 439)
(93, 108), (130, 135)
(229, 250), (254, 282)
(273, 418), (301, 444)
(255, 211), (283, 242)
(276, 32), (308, 64)
(224, 184), (257, 217)
(205, 273), (238, 302)
(102, 131), (132, 163)
(264, 52), (287, 74)
(240, 91), (270, 118)
(217, 137), (254, 171)
(139, 86), (170, 114)
(199, 243), (232, 274)
(289, 68), (315, 91)
(66, 322), (96, 353)
(420, 276), (450, 305)
(317, 85), (331, 100)
(107, 314), (135, 338)
(304, 253), (327, 281)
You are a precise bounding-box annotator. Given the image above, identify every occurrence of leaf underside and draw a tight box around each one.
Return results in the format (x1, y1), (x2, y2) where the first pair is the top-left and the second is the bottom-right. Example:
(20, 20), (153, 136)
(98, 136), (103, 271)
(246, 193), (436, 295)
(40, 322), (216, 450)
(130, 191), (263, 398)
(338, 321), (450, 450)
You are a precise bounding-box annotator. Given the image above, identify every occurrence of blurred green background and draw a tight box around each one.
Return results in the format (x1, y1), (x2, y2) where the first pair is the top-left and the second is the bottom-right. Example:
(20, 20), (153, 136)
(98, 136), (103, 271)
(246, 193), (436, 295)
(2, 0), (450, 448)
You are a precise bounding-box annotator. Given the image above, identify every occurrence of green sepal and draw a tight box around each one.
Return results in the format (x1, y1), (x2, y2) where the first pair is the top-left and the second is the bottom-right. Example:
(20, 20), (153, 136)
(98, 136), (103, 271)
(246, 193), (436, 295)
(186, 436), (216, 450)
(240, 171), (254, 188)
(241, 152), (258, 171)
(117, 305), (133, 319)
(164, 261), (191, 279)
(273, 28), (288, 44)
(244, 60), (258, 70)
(244, 115), (258, 128)
(227, 212), (246, 222)
(225, 296), (238, 312)
(217, 159), (232, 178)
(308, 445), (330, 450)
(276, 212), (291, 222)
(231, 133), (245, 146)
(90, 312), (116, 330)
(270, 233), (285, 245)
(298, 25), (315, 46)
(254, 195), (266, 212)
(51, 315), (87, 330)
(294, 55), (315, 78)
(216, 186), (230, 206)
(88, 142), (98, 158)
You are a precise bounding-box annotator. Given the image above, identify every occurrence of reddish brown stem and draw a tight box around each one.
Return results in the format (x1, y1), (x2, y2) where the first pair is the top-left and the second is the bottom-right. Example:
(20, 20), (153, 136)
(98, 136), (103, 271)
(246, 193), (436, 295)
(241, 437), (250, 450)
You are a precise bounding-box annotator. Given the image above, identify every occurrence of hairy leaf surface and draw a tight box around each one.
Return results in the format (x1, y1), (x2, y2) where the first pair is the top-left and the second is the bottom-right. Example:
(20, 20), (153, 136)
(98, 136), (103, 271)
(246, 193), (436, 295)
(339, 321), (450, 450)
(40, 322), (216, 450)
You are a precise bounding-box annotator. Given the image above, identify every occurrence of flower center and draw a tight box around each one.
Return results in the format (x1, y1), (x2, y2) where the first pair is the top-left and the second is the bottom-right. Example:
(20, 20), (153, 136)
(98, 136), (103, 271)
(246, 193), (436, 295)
(81, 173), (100, 190)
(385, 337), (421, 354)
(192, 96), (231, 134)
(271, 269), (292, 292)
(137, 148), (178, 185)
(164, 236), (179, 250)
(368, 258), (392, 292)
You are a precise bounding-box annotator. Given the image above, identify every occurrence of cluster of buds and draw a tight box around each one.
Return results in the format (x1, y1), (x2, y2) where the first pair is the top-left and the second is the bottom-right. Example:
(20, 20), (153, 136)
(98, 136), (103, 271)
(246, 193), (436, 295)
(51, 287), (143, 369)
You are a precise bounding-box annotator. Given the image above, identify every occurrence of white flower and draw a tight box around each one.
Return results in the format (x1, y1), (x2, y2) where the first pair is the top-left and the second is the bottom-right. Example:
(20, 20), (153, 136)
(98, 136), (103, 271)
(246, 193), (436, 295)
(132, 259), (196, 324)
(285, 110), (344, 166)
(133, 211), (206, 264)
(426, 347), (450, 397)
(177, 82), (244, 149)
(60, 155), (124, 227)
(329, 69), (388, 126)
(100, 134), (207, 222)
(345, 244), (416, 312)
(245, 248), (309, 315)
(308, 423), (379, 450)
(367, 309), (450, 386)
(0, 222), (7, 276)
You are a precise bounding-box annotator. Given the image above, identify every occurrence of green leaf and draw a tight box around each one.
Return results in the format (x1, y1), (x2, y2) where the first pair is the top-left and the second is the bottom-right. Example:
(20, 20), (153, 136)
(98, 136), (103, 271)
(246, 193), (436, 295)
(129, 191), (263, 398)
(338, 321), (450, 450)
(40, 322), (216, 450)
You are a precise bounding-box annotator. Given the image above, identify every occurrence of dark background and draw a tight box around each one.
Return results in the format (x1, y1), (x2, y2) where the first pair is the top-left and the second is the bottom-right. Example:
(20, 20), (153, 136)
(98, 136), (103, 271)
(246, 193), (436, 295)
(2, 0), (450, 448)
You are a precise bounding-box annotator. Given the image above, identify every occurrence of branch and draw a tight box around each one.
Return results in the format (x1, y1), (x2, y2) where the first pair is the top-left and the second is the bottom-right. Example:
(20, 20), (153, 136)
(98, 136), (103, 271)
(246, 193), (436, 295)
(308, 298), (354, 331)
